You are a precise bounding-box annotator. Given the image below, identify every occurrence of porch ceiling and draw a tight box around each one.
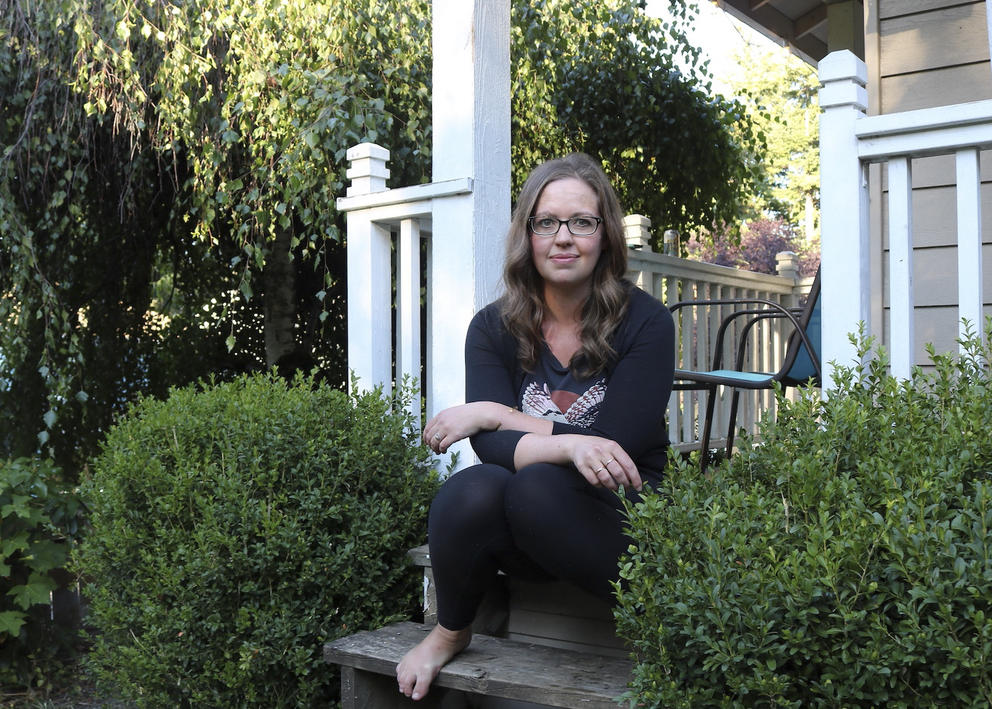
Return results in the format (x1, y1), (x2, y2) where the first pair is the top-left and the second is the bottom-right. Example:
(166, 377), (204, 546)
(710, 0), (829, 65)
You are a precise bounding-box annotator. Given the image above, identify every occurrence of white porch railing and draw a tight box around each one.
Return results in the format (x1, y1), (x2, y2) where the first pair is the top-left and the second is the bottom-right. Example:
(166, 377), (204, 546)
(338, 143), (472, 427)
(624, 216), (813, 452)
(819, 51), (992, 382)
(340, 145), (811, 457)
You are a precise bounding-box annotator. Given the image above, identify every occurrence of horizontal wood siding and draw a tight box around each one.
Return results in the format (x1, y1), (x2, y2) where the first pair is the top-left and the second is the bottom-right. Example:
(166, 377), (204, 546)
(879, 64), (992, 112)
(880, 180), (992, 250)
(868, 1), (991, 366)
(880, 0), (982, 15)
(882, 303), (992, 362)
(880, 2), (990, 82)
(887, 152), (992, 189)
(880, 243), (992, 307)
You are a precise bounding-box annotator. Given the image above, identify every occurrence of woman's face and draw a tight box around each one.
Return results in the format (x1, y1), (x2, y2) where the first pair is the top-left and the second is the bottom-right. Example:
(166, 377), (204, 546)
(529, 177), (603, 296)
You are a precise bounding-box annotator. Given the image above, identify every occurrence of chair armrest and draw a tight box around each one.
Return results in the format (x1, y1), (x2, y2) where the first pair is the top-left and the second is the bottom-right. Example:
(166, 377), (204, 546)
(669, 298), (809, 372)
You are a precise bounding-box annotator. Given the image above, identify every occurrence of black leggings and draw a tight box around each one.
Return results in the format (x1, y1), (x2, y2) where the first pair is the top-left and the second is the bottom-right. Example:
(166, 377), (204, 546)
(427, 462), (649, 630)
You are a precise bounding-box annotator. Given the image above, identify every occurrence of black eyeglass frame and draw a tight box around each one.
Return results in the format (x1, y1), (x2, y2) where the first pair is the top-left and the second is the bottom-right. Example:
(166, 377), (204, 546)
(527, 216), (603, 237)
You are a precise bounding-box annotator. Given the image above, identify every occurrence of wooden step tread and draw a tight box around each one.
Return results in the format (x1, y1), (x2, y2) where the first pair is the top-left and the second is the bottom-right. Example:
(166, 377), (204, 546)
(324, 621), (632, 708)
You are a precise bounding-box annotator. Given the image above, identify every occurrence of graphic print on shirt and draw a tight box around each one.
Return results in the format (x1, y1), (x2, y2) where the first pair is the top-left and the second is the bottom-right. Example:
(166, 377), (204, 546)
(521, 380), (606, 427)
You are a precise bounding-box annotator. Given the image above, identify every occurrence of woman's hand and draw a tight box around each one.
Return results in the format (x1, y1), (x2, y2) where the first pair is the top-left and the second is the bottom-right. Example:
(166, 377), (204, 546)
(513, 433), (642, 491)
(564, 435), (642, 491)
(423, 402), (505, 454)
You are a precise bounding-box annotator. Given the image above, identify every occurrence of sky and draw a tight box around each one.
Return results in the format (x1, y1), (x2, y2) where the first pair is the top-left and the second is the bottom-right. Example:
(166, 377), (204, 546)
(643, 0), (785, 94)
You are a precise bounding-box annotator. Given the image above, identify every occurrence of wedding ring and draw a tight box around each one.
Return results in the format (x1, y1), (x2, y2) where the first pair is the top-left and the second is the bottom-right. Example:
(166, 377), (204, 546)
(603, 458), (615, 466)
(594, 466), (605, 474)
(433, 433), (442, 441)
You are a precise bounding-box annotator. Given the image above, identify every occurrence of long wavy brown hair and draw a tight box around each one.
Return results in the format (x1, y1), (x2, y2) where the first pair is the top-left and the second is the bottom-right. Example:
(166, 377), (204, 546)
(500, 153), (629, 377)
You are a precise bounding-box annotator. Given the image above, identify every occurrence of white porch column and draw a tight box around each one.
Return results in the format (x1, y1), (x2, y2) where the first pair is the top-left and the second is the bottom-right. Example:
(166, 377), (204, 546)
(346, 144), (393, 393)
(819, 50), (869, 389)
(429, 0), (511, 469)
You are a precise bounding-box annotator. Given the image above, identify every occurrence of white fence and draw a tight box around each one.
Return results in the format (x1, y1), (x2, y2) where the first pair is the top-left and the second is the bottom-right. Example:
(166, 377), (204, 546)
(819, 51), (991, 382)
(340, 144), (812, 455)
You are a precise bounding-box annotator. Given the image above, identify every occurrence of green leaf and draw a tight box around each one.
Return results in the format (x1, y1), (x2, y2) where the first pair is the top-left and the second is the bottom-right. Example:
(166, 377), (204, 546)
(1, 500), (33, 521)
(26, 539), (69, 573)
(7, 572), (57, 610)
(1, 531), (31, 556)
(0, 610), (27, 637)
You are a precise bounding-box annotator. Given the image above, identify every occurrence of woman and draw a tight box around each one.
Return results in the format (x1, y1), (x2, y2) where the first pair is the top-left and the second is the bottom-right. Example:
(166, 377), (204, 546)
(397, 153), (675, 701)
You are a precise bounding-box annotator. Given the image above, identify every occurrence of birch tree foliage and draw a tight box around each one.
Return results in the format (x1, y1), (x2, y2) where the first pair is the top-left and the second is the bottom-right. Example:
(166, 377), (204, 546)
(1, 0), (433, 471)
(71, 0), (432, 255)
(1, 0), (222, 471)
(71, 0), (433, 370)
(101, 0), (434, 364)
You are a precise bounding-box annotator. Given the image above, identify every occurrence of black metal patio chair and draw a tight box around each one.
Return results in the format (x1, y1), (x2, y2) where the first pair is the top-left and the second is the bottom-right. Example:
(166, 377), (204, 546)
(670, 269), (821, 470)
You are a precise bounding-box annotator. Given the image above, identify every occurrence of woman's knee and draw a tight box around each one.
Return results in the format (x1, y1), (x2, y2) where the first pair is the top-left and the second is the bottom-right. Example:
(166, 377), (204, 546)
(429, 463), (512, 536)
(503, 463), (576, 531)
(507, 462), (579, 499)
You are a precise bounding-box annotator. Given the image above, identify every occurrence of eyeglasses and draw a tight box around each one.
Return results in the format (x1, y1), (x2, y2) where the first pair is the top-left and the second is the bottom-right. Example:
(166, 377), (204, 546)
(528, 215), (603, 237)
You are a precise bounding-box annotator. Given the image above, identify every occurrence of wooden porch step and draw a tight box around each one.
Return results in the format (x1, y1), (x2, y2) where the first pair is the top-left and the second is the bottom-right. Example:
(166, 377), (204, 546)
(324, 621), (632, 708)
(407, 544), (627, 657)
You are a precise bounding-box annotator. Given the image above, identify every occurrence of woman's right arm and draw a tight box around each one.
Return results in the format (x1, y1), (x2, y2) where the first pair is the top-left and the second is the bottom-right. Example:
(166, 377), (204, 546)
(463, 308), (552, 467)
(423, 401), (550, 454)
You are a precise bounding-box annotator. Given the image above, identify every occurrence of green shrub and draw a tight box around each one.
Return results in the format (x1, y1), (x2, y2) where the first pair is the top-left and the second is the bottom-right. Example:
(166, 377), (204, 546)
(75, 372), (438, 707)
(617, 325), (992, 707)
(0, 457), (85, 690)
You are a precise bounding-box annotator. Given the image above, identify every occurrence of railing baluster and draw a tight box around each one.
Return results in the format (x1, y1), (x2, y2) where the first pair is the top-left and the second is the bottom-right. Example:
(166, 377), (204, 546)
(397, 217), (422, 428)
(956, 148), (984, 347)
(680, 283), (696, 446)
(347, 215), (394, 394)
(888, 156), (914, 380)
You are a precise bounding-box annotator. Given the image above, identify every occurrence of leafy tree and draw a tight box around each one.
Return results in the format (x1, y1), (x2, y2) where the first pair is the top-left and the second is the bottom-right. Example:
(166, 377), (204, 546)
(1, 0), (244, 473)
(2, 0), (762, 473)
(685, 217), (819, 277)
(727, 39), (820, 236)
(2, 0), (433, 472)
(71, 0), (434, 364)
(682, 32), (820, 274)
(512, 0), (760, 241)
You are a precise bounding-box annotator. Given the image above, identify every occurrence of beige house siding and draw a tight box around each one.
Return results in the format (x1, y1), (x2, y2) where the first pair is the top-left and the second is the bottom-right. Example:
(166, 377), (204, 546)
(864, 0), (992, 362)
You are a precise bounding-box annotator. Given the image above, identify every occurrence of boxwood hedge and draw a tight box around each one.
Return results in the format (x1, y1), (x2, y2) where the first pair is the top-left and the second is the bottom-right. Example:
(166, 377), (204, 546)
(75, 372), (438, 707)
(617, 325), (992, 707)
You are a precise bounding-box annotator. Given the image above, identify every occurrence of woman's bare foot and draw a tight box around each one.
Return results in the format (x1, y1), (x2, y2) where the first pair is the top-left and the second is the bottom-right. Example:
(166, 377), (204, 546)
(396, 624), (472, 700)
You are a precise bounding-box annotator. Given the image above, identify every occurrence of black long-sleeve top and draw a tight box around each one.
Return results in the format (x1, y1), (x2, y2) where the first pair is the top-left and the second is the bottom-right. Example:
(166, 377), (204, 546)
(466, 283), (676, 477)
